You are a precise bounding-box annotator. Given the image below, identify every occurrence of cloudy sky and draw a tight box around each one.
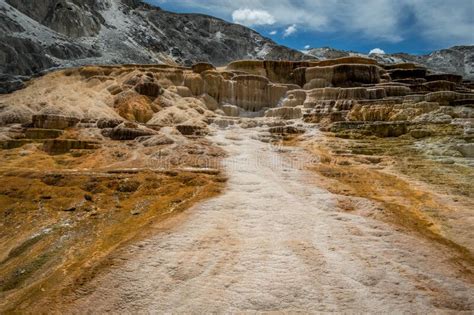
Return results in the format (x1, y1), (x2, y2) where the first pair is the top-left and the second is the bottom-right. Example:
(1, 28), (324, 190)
(147, 0), (474, 55)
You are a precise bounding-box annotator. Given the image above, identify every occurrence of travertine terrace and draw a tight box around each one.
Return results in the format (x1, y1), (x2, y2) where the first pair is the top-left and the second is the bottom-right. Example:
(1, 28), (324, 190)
(0, 56), (473, 312)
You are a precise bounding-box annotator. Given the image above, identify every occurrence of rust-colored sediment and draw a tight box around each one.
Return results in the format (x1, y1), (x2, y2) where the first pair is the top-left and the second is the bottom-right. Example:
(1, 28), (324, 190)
(0, 140), (225, 312)
(295, 134), (474, 276)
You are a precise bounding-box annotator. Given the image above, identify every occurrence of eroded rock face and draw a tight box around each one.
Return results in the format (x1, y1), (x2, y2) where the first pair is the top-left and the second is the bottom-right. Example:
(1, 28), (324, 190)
(192, 63), (216, 74)
(176, 123), (208, 136)
(265, 107), (302, 120)
(105, 127), (156, 141)
(135, 82), (163, 99)
(42, 139), (100, 154)
(330, 121), (409, 138)
(25, 128), (63, 139)
(306, 64), (381, 87)
(269, 125), (305, 134)
(32, 114), (80, 130)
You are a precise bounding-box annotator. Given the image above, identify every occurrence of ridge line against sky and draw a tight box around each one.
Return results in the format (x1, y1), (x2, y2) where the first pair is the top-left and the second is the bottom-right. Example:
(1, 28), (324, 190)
(146, 0), (474, 55)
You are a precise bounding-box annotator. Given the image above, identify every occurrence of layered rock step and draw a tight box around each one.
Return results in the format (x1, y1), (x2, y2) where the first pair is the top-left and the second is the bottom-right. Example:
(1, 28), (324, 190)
(0, 55), (472, 156)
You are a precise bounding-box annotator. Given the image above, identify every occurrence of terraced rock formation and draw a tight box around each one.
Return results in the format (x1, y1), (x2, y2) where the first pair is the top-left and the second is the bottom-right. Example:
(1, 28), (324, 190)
(0, 55), (473, 312)
(1, 0), (473, 96)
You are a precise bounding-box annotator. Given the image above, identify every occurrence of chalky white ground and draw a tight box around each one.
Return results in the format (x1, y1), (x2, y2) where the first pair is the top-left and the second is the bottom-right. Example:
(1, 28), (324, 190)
(69, 126), (473, 313)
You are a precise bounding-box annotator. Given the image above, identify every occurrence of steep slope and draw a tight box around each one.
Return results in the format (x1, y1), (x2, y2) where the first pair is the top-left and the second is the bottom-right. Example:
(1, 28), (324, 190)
(306, 46), (474, 80)
(0, 0), (306, 93)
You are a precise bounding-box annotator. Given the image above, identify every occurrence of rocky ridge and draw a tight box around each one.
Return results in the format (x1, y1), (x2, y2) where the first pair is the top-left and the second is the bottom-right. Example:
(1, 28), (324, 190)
(306, 46), (474, 80)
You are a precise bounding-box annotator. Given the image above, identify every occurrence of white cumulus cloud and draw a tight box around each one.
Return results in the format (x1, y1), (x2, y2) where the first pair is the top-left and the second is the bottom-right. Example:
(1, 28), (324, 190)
(152, 0), (474, 47)
(232, 8), (275, 26)
(283, 24), (297, 37)
(269, 30), (277, 35)
(304, 45), (311, 49)
(369, 48), (386, 55)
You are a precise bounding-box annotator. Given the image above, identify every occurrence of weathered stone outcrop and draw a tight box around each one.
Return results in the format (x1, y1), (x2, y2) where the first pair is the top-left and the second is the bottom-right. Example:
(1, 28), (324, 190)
(114, 91), (155, 123)
(183, 73), (293, 112)
(97, 118), (123, 129)
(376, 84), (412, 97)
(265, 107), (302, 120)
(389, 68), (427, 80)
(176, 123), (208, 136)
(25, 128), (63, 139)
(0, 104), (34, 125)
(305, 64), (381, 87)
(331, 121), (409, 138)
(192, 63), (216, 74)
(348, 102), (439, 122)
(221, 105), (240, 117)
(104, 125), (156, 140)
(226, 60), (315, 84)
(424, 91), (474, 105)
(269, 125), (305, 134)
(303, 87), (386, 109)
(280, 90), (307, 107)
(230, 75), (270, 111)
(42, 139), (100, 154)
(135, 82), (163, 99)
(426, 74), (463, 84)
(304, 78), (332, 90)
(32, 114), (79, 129)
